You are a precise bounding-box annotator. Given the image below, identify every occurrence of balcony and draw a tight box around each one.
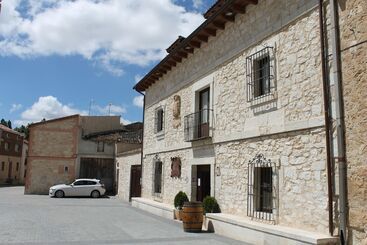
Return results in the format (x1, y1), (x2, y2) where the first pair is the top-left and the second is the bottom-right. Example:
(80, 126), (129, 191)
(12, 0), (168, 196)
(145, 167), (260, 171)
(184, 109), (213, 142)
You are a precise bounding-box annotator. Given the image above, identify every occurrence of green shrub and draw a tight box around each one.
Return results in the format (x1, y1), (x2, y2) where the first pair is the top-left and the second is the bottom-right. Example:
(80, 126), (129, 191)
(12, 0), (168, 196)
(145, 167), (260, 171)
(174, 191), (189, 210)
(202, 196), (221, 214)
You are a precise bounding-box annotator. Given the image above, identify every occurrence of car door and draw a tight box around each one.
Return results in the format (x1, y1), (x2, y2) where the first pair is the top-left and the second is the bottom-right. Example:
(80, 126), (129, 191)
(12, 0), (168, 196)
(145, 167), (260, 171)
(71, 180), (87, 196)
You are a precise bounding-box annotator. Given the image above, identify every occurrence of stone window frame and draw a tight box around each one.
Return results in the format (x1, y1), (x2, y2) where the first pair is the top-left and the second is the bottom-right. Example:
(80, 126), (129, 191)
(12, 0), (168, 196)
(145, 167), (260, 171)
(246, 46), (277, 106)
(154, 105), (165, 140)
(247, 154), (279, 223)
(152, 158), (164, 200)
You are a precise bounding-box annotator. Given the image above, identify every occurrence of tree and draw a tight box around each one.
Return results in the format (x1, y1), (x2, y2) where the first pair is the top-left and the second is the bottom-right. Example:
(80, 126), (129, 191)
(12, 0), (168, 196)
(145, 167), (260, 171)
(7, 120), (12, 129)
(1, 119), (7, 127)
(14, 124), (30, 140)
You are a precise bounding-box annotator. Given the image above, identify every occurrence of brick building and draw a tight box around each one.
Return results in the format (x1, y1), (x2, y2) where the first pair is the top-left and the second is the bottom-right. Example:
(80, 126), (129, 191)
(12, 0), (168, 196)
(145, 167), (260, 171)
(0, 125), (25, 184)
(25, 115), (122, 194)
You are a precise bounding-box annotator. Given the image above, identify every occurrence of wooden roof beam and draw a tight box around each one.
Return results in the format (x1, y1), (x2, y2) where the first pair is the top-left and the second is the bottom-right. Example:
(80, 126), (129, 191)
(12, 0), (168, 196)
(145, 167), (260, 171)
(161, 64), (172, 70)
(166, 60), (177, 67)
(189, 40), (201, 49)
(196, 34), (209, 43)
(171, 55), (182, 63)
(203, 27), (217, 37)
(212, 21), (225, 30)
(177, 51), (188, 59)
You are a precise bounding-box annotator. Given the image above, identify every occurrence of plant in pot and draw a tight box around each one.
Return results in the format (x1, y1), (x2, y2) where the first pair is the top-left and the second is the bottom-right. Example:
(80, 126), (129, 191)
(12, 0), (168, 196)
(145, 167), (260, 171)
(202, 196), (221, 231)
(174, 191), (189, 221)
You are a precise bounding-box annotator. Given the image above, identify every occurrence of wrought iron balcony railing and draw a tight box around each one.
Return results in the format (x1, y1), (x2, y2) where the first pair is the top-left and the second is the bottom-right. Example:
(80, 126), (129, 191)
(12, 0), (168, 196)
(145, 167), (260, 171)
(184, 109), (213, 142)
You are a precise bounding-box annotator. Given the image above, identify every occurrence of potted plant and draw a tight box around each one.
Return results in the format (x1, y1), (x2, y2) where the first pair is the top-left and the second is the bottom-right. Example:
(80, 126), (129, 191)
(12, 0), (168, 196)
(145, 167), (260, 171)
(202, 196), (220, 214)
(202, 196), (220, 231)
(174, 191), (189, 220)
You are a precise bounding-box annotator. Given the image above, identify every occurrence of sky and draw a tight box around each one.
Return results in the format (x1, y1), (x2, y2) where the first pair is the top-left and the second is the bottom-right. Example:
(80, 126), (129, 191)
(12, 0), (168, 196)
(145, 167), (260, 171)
(0, 0), (215, 127)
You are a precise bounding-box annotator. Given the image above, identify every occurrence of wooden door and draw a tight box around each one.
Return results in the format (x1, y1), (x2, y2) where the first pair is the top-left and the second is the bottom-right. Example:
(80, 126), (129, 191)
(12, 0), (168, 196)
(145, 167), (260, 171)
(130, 165), (141, 200)
(196, 165), (210, 202)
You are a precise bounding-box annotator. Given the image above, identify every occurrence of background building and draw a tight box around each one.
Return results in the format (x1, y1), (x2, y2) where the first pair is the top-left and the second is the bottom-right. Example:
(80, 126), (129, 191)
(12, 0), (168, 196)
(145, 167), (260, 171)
(0, 124), (25, 184)
(25, 115), (122, 194)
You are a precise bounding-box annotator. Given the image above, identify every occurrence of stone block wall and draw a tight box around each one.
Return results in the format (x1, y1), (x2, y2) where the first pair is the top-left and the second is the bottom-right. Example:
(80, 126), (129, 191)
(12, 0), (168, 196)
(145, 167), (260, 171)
(117, 149), (141, 201)
(339, 0), (367, 243)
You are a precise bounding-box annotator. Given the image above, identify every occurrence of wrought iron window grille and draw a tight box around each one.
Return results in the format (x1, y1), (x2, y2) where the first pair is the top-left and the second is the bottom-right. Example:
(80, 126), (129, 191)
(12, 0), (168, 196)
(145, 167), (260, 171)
(184, 109), (213, 142)
(246, 47), (276, 102)
(247, 153), (278, 223)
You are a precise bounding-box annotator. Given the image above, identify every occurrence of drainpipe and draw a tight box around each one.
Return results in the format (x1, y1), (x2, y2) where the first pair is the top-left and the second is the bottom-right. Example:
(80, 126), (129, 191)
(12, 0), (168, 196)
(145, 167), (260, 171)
(136, 90), (145, 197)
(318, 0), (334, 236)
(330, 0), (347, 243)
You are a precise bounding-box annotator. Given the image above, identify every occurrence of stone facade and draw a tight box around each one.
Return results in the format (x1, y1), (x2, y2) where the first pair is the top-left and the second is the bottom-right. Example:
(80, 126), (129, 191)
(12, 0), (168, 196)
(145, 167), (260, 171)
(140, 0), (333, 237)
(338, 0), (367, 244)
(116, 147), (141, 201)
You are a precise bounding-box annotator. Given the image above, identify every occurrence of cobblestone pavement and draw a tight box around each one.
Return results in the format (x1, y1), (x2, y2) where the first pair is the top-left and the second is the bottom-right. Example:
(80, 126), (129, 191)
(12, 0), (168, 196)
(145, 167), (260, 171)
(0, 187), (245, 245)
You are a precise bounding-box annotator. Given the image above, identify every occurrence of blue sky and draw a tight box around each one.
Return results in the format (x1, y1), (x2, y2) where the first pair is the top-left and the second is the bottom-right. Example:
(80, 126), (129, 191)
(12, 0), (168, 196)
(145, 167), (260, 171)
(0, 0), (215, 127)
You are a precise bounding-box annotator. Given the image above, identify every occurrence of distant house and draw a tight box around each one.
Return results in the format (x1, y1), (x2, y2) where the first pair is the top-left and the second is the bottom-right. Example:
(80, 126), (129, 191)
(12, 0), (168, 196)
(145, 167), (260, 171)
(0, 125), (25, 184)
(25, 115), (123, 194)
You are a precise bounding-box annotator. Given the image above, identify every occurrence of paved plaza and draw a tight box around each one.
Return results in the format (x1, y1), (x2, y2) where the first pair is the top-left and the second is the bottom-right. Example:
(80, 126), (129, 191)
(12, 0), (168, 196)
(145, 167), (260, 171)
(0, 187), (245, 245)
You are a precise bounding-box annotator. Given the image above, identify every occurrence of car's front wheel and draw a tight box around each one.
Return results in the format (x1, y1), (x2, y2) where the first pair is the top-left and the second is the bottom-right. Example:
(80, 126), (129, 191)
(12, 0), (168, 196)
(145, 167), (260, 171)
(91, 190), (100, 198)
(55, 190), (64, 198)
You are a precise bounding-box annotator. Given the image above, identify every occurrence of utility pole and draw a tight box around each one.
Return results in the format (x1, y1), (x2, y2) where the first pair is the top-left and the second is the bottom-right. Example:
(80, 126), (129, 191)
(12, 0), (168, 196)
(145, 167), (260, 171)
(88, 99), (94, 116)
(108, 103), (112, 116)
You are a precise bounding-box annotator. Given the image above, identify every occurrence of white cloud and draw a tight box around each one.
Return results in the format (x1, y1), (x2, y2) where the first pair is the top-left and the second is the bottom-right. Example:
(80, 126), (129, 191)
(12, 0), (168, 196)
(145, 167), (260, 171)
(14, 96), (87, 126)
(10, 103), (23, 113)
(0, 0), (204, 75)
(133, 96), (144, 108)
(192, 0), (204, 9)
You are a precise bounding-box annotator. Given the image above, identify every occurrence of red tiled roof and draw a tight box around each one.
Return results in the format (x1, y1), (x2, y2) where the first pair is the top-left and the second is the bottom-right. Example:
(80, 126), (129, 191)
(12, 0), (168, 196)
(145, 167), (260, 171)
(0, 124), (24, 136)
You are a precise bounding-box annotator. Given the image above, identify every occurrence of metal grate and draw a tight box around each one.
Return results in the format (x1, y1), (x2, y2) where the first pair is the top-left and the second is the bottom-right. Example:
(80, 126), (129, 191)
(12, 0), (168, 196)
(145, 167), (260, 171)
(184, 109), (213, 142)
(247, 154), (276, 222)
(246, 47), (275, 102)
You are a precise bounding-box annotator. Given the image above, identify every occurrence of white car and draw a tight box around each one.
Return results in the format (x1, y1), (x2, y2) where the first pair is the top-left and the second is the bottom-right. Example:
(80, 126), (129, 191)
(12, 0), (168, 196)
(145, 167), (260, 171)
(49, 179), (106, 198)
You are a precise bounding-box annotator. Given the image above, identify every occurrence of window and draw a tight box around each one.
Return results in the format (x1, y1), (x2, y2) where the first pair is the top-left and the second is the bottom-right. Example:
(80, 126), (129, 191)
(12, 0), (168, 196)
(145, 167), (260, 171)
(15, 144), (19, 152)
(73, 180), (87, 186)
(16, 162), (19, 171)
(1, 162), (4, 171)
(247, 154), (276, 221)
(154, 161), (163, 194)
(4, 142), (9, 151)
(86, 181), (97, 185)
(246, 47), (275, 101)
(64, 166), (69, 173)
(97, 141), (104, 152)
(155, 108), (164, 134)
(24, 170), (27, 178)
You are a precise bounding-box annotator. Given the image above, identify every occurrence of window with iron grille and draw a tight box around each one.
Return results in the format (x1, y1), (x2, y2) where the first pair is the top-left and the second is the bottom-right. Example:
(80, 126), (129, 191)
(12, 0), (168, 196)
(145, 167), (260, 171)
(1, 162), (4, 171)
(154, 108), (164, 134)
(154, 161), (163, 194)
(247, 154), (276, 222)
(246, 47), (275, 101)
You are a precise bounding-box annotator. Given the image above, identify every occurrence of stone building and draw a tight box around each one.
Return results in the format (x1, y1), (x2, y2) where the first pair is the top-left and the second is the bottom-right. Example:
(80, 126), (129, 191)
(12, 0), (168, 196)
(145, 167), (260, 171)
(116, 123), (143, 201)
(338, 0), (367, 244)
(25, 115), (122, 194)
(0, 124), (25, 184)
(132, 0), (365, 244)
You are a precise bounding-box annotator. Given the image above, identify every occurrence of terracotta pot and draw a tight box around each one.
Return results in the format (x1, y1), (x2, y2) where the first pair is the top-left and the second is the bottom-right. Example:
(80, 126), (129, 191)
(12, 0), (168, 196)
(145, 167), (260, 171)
(174, 209), (183, 220)
(182, 201), (203, 232)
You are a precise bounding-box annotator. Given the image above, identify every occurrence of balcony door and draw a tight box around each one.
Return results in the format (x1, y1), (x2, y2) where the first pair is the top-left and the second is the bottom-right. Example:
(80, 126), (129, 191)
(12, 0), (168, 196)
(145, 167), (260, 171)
(199, 88), (210, 138)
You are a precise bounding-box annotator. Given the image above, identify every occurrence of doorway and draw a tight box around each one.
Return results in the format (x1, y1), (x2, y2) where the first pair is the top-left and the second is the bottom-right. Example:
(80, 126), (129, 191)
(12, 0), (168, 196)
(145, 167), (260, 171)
(130, 165), (141, 200)
(195, 165), (211, 202)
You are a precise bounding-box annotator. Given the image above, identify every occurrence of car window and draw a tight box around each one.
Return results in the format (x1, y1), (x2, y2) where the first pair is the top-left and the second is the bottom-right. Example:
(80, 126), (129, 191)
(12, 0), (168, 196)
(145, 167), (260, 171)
(87, 181), (97, 185)
(73, 181), (87, 186)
